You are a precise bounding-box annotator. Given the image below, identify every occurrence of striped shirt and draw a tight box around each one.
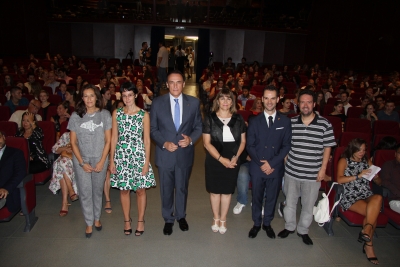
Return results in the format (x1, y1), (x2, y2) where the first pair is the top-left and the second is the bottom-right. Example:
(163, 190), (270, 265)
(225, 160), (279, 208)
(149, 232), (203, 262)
(285, 114), (336, 181)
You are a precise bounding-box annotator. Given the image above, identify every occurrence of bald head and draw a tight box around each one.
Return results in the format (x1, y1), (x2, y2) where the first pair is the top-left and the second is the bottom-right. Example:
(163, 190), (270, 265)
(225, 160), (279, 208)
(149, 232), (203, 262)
(28, 99), (41, 114)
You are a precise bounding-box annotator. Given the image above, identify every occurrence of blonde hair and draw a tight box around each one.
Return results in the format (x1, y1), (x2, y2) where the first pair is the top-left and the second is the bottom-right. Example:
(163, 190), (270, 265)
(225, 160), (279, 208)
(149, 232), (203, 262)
(212, 88), (237, 114)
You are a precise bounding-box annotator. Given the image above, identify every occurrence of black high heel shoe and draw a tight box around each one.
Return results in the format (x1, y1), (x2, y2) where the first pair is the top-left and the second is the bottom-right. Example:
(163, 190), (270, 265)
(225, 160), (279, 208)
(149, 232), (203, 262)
(135, 220), (145, 236)
(363, 243), (379, 265)
(124, 218), (132, 235)
(358, 223), (373, 243)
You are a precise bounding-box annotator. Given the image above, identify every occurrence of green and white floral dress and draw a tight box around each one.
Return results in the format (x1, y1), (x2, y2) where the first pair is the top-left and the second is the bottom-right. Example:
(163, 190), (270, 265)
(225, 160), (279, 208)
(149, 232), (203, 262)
(110, 108), (156, 191)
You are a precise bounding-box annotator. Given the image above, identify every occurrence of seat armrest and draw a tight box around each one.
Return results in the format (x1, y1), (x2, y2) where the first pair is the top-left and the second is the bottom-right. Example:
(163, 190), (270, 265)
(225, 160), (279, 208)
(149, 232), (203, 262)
(17, 174), (34, 188)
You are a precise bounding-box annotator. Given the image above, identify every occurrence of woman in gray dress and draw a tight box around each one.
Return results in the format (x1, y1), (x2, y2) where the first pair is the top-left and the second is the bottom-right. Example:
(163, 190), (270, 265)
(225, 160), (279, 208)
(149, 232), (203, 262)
(68, 84), (112, 238)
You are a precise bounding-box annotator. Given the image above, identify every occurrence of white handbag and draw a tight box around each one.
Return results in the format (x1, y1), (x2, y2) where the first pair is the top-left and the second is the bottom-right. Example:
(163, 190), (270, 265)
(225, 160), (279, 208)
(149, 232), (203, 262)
(313, 182), (342, 226)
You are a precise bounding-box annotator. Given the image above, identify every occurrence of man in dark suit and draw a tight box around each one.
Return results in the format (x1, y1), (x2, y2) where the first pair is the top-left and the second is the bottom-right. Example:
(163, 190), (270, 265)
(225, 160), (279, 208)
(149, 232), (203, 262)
(150, 70), (202, 235)
(0, 132), (27, 212)
(246, 86), (292, 239)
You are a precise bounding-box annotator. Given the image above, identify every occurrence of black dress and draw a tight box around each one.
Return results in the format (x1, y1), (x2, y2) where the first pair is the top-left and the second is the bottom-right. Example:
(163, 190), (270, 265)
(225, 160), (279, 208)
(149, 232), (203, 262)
(203, 112), (246, 194)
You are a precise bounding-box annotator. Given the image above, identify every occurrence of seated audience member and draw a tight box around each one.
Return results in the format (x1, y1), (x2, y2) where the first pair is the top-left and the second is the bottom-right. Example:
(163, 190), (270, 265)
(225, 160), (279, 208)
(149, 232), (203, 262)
(58, 68), (73, 84)
(278, 85), (287, 98)
(340, 92), (352, 115)
(75, 75), (84, 93)
(249, 97), (263, 115)
(9, 99), (42, 128)
(5, 87), (29, 114)
(136, 78), (153, 98)
(365, 87), (379, 101)
(358, 96), (371, 109)
(65, 88), (77, 108)
(24, 73), (36, 94)
(279, 97), (296, 116)
(330, 101), (347, 123)
(377, 100), (399, 123)
(15, 112), (49, 174)
(112, 100), (125, 112)
(371, 136), (398, 160)
(96, 76), (108, 90)
(108, 82), (120, 100)
(321, 84), (333, 102)
(51, 101), (70, 138)
(2, 74), (14, 88)
(0, 131), (27, 212)
(380, 144), (400, 202)
(375, 95), (385, 111)
(202, 72), (215, 96)
(137, 84), (152, 110)
(237, 86), (256, 110)
(337, 138), (381, 265)
(44, 71), (60, 94)
(49, 132), (78, 217)
(100, 87), (114, 113)
(234, 78), (245, 94)
(105, 70), (120, 87)
(360, 103), (378, 128)
(39, 90), (53, 121)
(223, 57), (235, 71)
(57, 81), (67, 101)
(316, 91), (326, 113)
(209, 79), (227, 101)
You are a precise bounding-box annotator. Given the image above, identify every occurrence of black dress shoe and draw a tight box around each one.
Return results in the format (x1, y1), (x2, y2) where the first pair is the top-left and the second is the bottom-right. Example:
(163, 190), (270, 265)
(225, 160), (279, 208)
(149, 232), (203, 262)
(163, 223), (173, 235)
(85, 232), (92, 238)
(95, 225), (102, 231)
(178, 218), (189, 231)
(248, 226), (261, 238)
(262, 225), (276, 239)
(297, 233), (313, 245)
(278, 229), (295, 238)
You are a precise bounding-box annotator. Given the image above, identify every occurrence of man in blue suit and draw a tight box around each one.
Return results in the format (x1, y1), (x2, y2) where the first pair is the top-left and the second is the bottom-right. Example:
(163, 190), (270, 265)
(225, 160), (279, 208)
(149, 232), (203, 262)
(246, 86), (292, 239)
(0, 132), (27, 212)
(150, 70), (202, 235)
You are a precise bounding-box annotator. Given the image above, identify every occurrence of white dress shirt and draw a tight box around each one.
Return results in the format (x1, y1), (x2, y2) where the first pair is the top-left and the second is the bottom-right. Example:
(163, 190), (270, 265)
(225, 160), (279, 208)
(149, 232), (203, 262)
(264, 110), (276, 127)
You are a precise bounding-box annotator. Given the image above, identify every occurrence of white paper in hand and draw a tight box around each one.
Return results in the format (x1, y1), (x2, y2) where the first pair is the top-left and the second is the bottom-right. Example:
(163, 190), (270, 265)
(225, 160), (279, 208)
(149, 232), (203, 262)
(361, 165), (381, 181)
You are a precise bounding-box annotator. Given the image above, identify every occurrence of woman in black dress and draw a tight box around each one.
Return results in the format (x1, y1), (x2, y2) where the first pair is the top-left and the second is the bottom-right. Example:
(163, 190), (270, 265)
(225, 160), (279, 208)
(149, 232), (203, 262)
(15, 112), (49, 174)
(337, 138), (382, 265)
(203, 88), (246, 234)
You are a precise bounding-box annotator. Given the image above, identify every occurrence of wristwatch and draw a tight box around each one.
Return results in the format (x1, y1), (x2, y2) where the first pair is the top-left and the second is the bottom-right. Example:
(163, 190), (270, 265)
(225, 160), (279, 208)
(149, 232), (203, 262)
(79, 162), (86, 168)
(355, 174), (359, 180)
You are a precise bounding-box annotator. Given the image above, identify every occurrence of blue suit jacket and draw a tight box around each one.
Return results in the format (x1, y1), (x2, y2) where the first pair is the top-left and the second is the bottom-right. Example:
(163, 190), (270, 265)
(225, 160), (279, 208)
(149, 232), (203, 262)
(0, 146), (27, 212)
(246, 112), (292, 179)
(150, 93), (202, 169)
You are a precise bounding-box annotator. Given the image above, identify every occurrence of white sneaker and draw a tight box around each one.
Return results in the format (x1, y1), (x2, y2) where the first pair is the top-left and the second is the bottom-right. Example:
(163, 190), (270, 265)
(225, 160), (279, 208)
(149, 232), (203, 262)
(233, 202), (245, 214)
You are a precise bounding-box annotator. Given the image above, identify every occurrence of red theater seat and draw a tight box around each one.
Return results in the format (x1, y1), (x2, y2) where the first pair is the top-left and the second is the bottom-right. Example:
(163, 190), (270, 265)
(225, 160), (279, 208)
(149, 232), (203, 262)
(0, 121), (18, 136)
(373, 120), (399, 136)
(345, 118), (371, 133)
(0, 137), (38, 232)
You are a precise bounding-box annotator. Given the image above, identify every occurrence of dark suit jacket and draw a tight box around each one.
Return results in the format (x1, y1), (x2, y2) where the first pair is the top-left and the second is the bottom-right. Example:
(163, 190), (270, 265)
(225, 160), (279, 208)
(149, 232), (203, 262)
(0, 146), (26, 212)
(246, 112), (292, 179)
(150, 93), (202, 169)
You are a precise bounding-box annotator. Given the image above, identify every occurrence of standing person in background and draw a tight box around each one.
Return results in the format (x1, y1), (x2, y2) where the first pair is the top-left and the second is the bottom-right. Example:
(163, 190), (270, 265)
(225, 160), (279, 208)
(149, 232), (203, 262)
(175, 45), (186, 76)
(139, 42), (148, 66)
(203, 88), (246, 234)
(246, 86), (292, 239)
(156, 40), (169, 92)
(278, 89), (336, 245)
(188, 46), (195, 79)
(68, 84), (112, 238)
(150, 70), (202, 236)
(110, 82), (156, 236)
(168, 47), (176, 74)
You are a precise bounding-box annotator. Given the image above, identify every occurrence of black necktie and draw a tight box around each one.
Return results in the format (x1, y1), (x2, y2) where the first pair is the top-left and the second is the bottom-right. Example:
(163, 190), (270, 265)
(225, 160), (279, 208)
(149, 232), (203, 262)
(268, 116), (273, 128)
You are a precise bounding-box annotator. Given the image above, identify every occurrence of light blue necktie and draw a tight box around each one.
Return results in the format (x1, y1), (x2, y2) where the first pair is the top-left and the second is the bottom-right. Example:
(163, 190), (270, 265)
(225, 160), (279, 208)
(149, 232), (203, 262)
(174, 99), (180, 131)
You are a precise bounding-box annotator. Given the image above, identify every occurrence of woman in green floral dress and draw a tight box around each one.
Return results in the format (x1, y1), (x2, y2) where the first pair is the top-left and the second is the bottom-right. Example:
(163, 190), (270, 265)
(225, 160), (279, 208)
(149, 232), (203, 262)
(110, 82), (155, 236)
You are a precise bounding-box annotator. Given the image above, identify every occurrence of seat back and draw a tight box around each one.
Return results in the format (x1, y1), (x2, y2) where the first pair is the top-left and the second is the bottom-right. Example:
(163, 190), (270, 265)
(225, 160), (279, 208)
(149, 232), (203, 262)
(339, 132), (371, 153)
(345, 118), (371, 133)
(48, 95), (62, 105)
(0, 121), (18, 136)
(15, 106), (28, 112)
(237, 110), (253, 122)
(347, 107), (364, 118)
(373, 120), (399, 136)
(245, 99), (255, 111)
(373, 134), (400, 148)
(374, 150), (396, 168)
(59, 120), (69, 137)
(325, 116), (342, 141)
(36, 121), (56, 154)
(46, 106), (57, 121)
(0, 106), (11, 121)
(5, 137), (29, 172)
